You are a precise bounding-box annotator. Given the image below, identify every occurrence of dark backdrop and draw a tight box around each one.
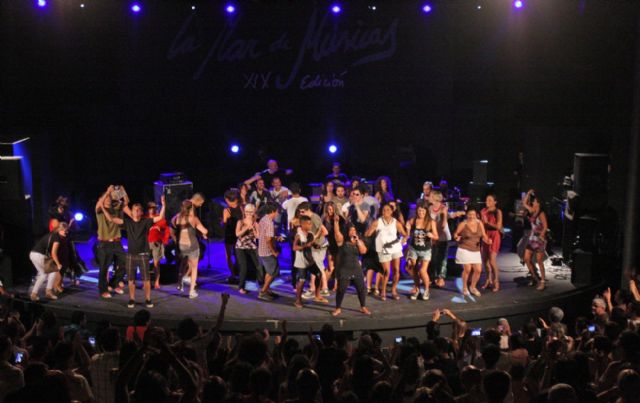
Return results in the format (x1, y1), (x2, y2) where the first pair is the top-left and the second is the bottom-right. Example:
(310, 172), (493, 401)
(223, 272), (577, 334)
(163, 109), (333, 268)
(1, 0), (637, 226)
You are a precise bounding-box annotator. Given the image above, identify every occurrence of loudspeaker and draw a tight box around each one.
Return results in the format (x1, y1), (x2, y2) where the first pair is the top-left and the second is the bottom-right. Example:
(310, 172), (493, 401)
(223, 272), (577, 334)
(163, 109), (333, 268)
(154, 181), (193, 221)
(0, 157), (24, 200)
(571, 249), (598, 286)
(573, 154), (608, 212)
(472, 160), (488, 184)
(0, 199), (33, 284)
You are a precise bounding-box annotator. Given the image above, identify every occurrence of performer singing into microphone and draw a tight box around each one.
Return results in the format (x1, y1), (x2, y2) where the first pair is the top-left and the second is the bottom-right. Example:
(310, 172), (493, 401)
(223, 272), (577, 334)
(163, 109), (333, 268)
(331, 216), (371, 317)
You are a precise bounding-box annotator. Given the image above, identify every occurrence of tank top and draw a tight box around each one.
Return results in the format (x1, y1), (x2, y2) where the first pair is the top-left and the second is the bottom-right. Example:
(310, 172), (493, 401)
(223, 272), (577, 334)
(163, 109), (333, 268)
(293, 228), (313, 268)
(375, 217), (401, 253)
(235, 223), (257, 250)
(409, 220), (431, 251)
(224, 206), (243, 241)
(481, 208), (499, 234)
(458, 221), (482, 252)
(430, 206), (451, 241)
(336, 242), (361, 279)
(175, 218), (199, 253)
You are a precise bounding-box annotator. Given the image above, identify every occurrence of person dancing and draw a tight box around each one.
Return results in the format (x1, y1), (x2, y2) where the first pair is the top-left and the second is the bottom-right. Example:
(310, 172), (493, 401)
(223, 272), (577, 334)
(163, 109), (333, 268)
(257, 203), (281, 301)
(374, 176), (394, 204)
(331, 217), (371, 317)
(172, 200), (208, 299)
(292, 215), (328, 308)
(322, 201), (344, 292)
(480, 194), (503, 292)
(222, 189), (243, 283)
(29, 222), (69, 301)
(365, 203), (407, 301)
(405, 202), (438, 301)
(453, 208), (492, 297)
(522, 189), (548, 291)
(146, 201), (170, 289)
(235, 203), (261, 295)
(95, 185), (127, 299)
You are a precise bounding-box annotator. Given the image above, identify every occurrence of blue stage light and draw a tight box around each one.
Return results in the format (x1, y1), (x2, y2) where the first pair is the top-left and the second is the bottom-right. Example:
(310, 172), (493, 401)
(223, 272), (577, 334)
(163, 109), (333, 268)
(74, 212), (85, 222)
(328, 144), (338, 154)
(230, 144), (240, 154)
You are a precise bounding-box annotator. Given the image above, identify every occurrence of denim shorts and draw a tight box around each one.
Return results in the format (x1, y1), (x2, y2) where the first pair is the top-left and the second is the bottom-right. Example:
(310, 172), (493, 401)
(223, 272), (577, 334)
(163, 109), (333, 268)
(406, 247), (432, 262)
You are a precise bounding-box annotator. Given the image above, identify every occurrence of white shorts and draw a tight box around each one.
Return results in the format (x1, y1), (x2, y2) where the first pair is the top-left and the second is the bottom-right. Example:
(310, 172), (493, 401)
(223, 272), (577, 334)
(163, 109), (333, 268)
(378, 251), (403, 263)
(455, 247), (482, 265)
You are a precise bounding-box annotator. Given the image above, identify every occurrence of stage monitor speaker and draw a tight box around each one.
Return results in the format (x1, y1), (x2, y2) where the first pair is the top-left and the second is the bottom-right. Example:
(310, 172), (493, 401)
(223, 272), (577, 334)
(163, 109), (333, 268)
(472, 160), (488, 184)
(0, 157), (24, 200)
(154, 181), (193, 221)
(573, 153), (608, 212)
(571, 249), (598, 286)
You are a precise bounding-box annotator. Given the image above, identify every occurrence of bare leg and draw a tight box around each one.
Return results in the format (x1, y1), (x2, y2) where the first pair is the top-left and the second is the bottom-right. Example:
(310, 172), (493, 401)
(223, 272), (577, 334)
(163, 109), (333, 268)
(470, 264), (482, 293)
(366, 270), (374, 290)
(536, 252), (546, 290)
(261, 274), (274, 294)
(381, 261), (391, 300)
(294, 281), (305, 307)
(490, 252), (500, 291)
(128, 280), (136, 301)
(391, 258), (401, 299)
(143, 280), (151, 301)
(523, 249), (538, 281)
(419, 260), (430, 295)
(189, 258), (198, 295)
(482, 250), (493, 289)
(224, 243), (236, 276)
(406, 259), (418, 294)
(461, 264), (471, 294)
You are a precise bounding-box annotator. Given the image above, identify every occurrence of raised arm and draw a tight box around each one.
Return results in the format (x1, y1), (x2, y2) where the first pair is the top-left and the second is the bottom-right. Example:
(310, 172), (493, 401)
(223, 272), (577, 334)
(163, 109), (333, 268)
(95, 186), (113, 213)
(334, 216), (344, 247)
(101, 205), (124, 225)
(364, 219), (378, 237)
(522, 189), (535, 213)
(152, 195), (166, 223)
(244, 173), (261, 186)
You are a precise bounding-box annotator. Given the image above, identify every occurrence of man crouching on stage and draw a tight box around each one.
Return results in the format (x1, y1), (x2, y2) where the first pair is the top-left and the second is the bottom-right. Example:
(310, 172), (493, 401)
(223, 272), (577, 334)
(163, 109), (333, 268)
(101, 195), (166, 308)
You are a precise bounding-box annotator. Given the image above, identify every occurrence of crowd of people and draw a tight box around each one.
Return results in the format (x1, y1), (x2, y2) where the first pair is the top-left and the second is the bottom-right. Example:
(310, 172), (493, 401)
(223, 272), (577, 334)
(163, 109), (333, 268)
(1, 280), (640, 402)
(27, 160), (555, 315)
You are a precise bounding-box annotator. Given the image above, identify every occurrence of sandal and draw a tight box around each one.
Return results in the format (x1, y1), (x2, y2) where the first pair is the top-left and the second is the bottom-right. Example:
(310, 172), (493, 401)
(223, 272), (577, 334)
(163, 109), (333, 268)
(293, 301), (304, 309)
(492, 282), (500, 292)
(536, 280), (546, 291)
(392, 293), (400, 301)
(313, 297), (329, 304)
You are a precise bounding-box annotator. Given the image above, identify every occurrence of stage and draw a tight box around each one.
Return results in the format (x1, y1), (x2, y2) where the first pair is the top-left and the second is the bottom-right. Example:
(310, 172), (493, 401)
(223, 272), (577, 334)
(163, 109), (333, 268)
(13, 238), (601, 340)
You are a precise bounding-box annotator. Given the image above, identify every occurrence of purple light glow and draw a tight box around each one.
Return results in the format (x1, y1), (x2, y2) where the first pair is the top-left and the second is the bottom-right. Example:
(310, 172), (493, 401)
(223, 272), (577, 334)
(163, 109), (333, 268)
(514, 0), (523, 9)
(225, 4), (236, 14)
(130, 3), (141, 13)
(422, 4), (432, 13)
(328, 144), (338, 154)
(331, 4), (341, 14)
(37, 0), (47, 8)
(230, 144), (240, 154)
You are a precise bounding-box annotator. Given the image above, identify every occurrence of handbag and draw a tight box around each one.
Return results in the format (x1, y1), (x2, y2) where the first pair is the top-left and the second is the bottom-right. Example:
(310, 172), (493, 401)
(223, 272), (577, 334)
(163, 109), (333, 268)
(43, 234), (59, 274)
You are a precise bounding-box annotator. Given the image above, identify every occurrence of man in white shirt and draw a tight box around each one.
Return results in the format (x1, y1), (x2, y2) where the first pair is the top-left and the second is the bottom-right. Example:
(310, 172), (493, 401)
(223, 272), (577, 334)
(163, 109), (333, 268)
(281, 183), (308, 230)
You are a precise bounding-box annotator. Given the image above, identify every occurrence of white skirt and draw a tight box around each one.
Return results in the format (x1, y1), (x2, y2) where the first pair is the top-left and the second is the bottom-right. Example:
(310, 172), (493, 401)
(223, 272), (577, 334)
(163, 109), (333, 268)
(455, 247), (482, 264)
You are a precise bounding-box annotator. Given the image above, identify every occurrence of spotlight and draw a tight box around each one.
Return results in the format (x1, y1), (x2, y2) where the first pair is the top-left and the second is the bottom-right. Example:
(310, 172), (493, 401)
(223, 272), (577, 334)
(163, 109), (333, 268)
(80, 3), (85, 8)
(74, 212), (85, 222)
(36, 0), (46, 8)
(514, 0), (523, 9)
(422, 4), (432, 13)
(368, 5), (377, 11)
(191, 5), (195, 10)
(331, 4), (341, 14)
(477, 5), (482, 10)
(230, 144), (240, 154)
(328, 144), (338, 154)
(225, 4), (236, 14)
(130, 2), (141, 13)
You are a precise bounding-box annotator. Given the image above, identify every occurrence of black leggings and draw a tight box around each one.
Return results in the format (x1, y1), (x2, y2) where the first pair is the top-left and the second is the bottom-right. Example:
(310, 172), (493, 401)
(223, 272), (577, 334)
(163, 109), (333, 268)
(235, 248), (261, 290)
(335, 271), (367, 309)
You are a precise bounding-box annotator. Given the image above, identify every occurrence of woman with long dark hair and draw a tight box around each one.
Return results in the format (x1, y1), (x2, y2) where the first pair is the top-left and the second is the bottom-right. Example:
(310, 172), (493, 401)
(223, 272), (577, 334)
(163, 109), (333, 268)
(374, 176), (394, 204)
(405, 202), (438, 300)
(365, 202), (407, 300)
(522, 189), (548, 291)
(481, 194), (503, 292)
(321, 201), (344, 292)
(453, 207), (491, 297)
(331, 219), (371, 317)
(172, 200), (208, 298)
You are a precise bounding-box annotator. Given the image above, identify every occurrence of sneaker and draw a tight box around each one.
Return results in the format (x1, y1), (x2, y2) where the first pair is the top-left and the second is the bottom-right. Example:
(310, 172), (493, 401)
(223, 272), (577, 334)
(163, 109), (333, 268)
(114, 287), (125, 295)
(409, 291), (419, 300)
(101, 292), (112, 299)
(189, 290), (199, 299)
(320, 289), (331, 297)
(30, 293), (39, 302)
(145, 300), (154, 308)
(45, 291), (58, 300)
(182, 276), (191, 285)
(421, 290), (430, 301)
(127, 300), (135, 308)
(302, 290), (315, 300)
(258, 292), (274, 301)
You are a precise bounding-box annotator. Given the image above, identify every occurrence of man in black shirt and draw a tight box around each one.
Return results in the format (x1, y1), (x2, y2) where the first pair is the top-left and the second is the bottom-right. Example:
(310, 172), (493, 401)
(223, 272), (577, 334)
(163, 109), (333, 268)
(101, 196), (165, 308)
(326, 162), (349, 184)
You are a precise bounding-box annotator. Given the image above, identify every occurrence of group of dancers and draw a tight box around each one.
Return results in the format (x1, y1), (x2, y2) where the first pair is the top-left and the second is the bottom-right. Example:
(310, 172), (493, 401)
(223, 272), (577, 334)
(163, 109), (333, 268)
(28, 160), (550, 314)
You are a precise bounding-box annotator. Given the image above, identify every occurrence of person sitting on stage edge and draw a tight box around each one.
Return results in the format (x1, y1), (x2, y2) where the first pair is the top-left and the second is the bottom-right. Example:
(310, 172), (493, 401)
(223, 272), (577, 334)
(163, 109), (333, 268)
(101, 195), (165, 308)
(331, 216), (371, 317)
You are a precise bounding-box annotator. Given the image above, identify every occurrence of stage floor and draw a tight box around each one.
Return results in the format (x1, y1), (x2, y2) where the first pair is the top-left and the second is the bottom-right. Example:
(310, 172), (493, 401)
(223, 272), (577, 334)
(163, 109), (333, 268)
(14, 238), (598, 335)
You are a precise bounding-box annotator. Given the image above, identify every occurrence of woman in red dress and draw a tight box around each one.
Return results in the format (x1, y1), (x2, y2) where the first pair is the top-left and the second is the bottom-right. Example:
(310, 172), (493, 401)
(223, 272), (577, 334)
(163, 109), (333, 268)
(481, 194), (503, 292)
